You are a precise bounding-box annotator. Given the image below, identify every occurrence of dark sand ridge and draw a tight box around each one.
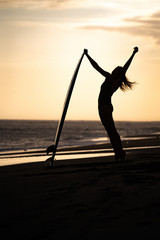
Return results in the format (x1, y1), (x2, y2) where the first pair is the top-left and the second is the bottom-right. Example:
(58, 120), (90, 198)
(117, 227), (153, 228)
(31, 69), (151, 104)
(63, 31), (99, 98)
(0, 136), (160, 239)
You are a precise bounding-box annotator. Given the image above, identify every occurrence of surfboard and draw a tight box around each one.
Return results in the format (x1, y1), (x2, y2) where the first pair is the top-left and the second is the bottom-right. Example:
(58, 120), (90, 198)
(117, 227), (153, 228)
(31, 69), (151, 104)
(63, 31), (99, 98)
(46, 52), (85, 167)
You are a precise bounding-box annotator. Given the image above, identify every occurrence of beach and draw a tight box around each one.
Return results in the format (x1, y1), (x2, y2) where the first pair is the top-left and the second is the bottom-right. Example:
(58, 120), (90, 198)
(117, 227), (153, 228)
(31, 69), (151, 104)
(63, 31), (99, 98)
(0, 136), (160, 239)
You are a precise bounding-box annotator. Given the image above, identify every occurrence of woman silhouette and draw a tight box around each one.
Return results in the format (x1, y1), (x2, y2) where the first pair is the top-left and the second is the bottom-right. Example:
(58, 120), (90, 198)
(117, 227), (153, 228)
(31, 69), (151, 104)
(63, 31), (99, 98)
(84, 47), (138, 161)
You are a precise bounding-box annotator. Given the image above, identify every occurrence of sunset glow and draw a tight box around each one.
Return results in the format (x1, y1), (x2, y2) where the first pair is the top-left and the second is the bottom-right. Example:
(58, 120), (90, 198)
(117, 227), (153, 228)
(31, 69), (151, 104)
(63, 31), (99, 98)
(0, 0), (160, 120)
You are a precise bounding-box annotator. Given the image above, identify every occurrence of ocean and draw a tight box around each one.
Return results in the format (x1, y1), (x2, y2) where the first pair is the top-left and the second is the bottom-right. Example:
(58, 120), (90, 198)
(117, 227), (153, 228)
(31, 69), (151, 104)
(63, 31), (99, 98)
(0, 120), (160, 152)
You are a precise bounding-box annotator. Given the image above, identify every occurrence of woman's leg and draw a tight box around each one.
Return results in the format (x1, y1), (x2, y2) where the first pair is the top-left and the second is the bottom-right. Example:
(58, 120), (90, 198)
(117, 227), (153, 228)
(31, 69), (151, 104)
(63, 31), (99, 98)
(99, 106), (125, 161)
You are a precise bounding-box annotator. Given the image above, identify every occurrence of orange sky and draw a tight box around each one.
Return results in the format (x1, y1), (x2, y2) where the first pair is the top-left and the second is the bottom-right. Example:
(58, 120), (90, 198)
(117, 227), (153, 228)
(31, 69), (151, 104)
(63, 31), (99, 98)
(0, 0), (160, 121)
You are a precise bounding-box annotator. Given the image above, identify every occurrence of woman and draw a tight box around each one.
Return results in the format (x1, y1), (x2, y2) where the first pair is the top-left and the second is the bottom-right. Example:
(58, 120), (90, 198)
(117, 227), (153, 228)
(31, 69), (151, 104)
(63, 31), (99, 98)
(84, 47), (138, 161)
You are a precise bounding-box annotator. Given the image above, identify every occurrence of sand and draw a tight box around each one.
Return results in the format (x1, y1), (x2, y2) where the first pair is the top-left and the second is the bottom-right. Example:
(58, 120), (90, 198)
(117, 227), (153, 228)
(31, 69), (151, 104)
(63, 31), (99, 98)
(0, 136), (160, 239)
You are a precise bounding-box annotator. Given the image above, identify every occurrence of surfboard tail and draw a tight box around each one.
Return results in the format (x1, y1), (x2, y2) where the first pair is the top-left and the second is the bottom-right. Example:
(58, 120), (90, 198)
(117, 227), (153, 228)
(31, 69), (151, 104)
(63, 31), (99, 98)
(45, 156), (54, 167)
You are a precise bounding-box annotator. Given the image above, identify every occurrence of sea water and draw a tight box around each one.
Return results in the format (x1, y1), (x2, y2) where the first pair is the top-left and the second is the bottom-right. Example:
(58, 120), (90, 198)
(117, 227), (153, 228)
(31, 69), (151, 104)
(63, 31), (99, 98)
(0, 120), (160, 152)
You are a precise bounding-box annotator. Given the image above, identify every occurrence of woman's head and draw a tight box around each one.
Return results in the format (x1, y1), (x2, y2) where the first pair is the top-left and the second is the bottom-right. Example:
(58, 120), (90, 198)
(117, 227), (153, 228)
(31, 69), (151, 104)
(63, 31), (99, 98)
(112, 66), (122, 78)
(112, 66), (135, 91)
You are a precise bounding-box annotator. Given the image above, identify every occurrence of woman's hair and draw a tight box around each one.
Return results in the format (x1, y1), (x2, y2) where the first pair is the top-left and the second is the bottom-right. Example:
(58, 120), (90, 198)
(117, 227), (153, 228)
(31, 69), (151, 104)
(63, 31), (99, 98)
(112, 66), (135, 92)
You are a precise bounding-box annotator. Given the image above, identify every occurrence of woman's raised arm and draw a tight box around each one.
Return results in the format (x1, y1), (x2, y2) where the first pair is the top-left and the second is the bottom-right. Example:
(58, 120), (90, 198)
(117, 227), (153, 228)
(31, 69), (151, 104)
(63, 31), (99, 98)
(123, 47), (139, 74)
(84, 49), (110, 78)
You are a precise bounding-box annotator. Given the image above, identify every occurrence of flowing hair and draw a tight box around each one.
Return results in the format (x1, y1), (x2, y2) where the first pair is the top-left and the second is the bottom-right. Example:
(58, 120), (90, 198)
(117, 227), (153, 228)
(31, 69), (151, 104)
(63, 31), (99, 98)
(112, 66), (136, 92)
(120, 75), (135, 92)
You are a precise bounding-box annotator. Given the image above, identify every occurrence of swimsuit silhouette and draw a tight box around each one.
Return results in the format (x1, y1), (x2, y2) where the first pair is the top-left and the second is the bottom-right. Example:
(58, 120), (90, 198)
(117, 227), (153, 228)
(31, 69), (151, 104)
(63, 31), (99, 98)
(84, 47), (138, 161)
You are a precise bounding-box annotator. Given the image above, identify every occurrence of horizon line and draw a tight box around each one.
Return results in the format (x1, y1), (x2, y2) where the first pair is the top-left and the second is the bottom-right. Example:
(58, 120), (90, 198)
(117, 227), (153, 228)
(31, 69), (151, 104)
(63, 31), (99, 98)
(0, 118), (160, 122)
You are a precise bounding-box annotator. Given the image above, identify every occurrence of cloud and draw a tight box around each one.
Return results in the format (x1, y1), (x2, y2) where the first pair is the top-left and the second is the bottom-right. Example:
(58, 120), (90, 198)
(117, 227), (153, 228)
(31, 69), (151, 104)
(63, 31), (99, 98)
(80, 10), (160, 44)
(0, 0), (83, 9)
(0, 1), (120, 27)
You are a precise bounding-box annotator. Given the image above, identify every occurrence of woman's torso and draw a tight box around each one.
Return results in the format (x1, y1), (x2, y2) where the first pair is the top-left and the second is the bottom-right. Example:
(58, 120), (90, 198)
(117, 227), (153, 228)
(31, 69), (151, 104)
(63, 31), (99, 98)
(98, 76), (114, 109)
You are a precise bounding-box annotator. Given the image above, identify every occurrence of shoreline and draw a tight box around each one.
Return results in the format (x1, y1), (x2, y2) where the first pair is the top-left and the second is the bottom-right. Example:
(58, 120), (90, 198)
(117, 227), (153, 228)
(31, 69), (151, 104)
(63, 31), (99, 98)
(0, 135), (159, 167)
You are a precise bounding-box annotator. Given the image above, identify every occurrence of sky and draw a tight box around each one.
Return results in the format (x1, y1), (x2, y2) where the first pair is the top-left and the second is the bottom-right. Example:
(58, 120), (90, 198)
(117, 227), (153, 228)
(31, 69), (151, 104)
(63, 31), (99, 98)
(0, 0), (160, 121)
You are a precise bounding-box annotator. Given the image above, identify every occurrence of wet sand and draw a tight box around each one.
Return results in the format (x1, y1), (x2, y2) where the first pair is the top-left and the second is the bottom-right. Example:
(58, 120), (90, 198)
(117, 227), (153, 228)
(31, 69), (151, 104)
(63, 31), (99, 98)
(0, 137), (160, 239)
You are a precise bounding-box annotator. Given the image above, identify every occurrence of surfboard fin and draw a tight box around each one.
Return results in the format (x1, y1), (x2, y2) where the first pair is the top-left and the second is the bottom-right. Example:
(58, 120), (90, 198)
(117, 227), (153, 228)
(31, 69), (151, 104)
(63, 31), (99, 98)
(46, 144), (55, 155)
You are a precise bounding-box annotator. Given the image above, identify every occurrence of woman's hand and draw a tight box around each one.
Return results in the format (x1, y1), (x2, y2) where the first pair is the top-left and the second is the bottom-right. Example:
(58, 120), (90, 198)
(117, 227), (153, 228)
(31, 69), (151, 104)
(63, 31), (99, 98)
(133, 46), (139, 54)
(84, 49), (88, 55)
